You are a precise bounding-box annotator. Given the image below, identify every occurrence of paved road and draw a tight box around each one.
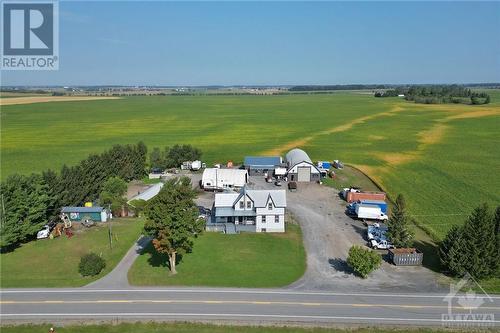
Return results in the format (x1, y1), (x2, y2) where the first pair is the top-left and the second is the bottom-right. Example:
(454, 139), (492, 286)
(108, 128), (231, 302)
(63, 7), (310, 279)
(1, 288), (499, 327)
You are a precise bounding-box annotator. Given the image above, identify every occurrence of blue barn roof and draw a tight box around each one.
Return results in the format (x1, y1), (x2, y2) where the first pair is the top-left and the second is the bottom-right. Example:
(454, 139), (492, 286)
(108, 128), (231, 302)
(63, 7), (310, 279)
(244, 156), (282, 169)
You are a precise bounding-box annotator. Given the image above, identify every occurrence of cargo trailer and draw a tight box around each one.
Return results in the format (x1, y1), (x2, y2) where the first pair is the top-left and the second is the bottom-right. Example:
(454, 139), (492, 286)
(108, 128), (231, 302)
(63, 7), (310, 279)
(346, 191), (386, 203)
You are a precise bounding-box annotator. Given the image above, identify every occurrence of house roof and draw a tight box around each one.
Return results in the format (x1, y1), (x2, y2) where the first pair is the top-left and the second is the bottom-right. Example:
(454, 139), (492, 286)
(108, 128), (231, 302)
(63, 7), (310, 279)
(244, 156), (282, 168)
(215, 188), (286, 208)
(215, 207), (256, 217)
(128, 182), (164, 202)
(214, 192), (240, 207)
(285, 148), (312, 166)
(61, 206), (104, 213)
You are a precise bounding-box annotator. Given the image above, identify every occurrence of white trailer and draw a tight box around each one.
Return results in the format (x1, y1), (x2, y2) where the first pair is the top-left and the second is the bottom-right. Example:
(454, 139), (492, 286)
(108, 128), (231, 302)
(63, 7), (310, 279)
(201, 168), (248, 191)
(355, 204), (388, 221)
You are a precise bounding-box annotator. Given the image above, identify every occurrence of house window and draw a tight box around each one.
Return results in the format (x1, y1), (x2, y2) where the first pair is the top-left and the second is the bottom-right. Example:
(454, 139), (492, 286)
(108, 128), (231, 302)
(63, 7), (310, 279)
(262, 217), (266, 223)
(268, 202), (273, 210)
(247, 201), (251, 209)
(239, 201), (244, 209)
(275, 215), (280, 223)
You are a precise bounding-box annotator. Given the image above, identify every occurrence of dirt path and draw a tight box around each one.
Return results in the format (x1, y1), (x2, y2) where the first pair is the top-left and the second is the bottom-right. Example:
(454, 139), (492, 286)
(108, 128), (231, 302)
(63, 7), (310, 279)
(263, 105), (405, 156)
(0, 96), (121, 106)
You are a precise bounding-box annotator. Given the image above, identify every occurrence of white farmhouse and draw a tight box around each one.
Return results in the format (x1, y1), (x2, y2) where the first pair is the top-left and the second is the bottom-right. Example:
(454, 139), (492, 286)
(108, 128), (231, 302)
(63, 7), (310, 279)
(212, 187), (286, 233)
(201, 168), (248, 191)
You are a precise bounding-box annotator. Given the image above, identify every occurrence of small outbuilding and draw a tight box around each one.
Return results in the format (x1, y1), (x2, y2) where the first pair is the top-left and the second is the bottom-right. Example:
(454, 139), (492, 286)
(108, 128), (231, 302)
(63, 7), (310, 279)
(61, 206), (108, 222)
(285, 148), (321, 182)
(244, 156), (283, 175)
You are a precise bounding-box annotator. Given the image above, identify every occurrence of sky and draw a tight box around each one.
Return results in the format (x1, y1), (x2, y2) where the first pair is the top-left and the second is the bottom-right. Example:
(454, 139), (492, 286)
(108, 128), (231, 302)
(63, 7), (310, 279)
(2, 1), (500, 86)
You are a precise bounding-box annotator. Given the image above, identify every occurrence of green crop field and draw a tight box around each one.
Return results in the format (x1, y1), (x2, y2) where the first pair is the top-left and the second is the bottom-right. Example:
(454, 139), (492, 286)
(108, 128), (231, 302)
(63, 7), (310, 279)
(1, 91), (499, 240)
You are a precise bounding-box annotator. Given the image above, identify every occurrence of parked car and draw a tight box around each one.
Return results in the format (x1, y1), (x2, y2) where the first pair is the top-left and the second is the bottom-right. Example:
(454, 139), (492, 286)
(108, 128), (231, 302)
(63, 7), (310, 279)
(370, 237), (395, 250)
(36, 221), (56, 239)
(367, 224), (387, 240)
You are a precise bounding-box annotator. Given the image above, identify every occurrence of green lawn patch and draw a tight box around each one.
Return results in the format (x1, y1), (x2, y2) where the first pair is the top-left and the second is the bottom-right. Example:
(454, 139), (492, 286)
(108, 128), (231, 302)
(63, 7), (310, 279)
(0, 218), (143, 288)
(128, 223), (305, 287)
(0, 322), (485, 333)
(322, 165), (381, 192)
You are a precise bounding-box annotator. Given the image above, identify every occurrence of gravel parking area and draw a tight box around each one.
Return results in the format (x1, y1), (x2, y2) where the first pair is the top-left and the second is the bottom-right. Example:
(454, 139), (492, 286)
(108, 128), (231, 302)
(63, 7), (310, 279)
(185, 171), (448, 293)
(249, 176), (448, 293)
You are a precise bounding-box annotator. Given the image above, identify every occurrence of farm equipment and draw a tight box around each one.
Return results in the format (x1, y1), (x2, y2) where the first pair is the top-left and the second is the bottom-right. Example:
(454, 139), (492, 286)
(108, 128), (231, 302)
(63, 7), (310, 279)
(82, 219), (96, 228)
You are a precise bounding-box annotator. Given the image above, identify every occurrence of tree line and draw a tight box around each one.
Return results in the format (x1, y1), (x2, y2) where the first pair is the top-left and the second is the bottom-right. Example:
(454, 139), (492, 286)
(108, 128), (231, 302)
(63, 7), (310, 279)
(149, 144), (202, 170)
(375, 85), (491, 105)
(0, 142), (147, 250)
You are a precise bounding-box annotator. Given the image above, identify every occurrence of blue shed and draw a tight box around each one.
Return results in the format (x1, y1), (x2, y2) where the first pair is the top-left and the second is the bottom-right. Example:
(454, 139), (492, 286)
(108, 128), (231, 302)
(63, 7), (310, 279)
(61, 206), (108, 222)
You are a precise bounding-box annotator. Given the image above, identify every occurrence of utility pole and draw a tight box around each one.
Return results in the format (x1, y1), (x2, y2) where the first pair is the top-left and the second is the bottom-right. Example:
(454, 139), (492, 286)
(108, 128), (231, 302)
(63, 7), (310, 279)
(108, 204), (113, 250)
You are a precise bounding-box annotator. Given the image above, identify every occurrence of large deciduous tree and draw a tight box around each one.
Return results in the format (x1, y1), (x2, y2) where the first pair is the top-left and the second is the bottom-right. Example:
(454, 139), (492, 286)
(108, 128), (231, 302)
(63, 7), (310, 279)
(386, 194), (414, 248)
(143, 177), (204, 274)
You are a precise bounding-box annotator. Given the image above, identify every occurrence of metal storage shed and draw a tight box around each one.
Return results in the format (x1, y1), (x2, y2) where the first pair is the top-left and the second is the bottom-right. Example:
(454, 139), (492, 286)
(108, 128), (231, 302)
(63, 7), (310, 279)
(285, 148), (321, 182)
(244, 156), (282, 175)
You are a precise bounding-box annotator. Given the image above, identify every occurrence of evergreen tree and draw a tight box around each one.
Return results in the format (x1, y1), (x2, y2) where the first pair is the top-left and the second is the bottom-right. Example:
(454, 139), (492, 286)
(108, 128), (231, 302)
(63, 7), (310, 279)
(439, 204), (499, 279)
(439, 225), (468, 276)
(150, 147), (165, 170)
(386, 194), (414, 248)
(0, 174), (50, 249)
(143, 177), (204, 274)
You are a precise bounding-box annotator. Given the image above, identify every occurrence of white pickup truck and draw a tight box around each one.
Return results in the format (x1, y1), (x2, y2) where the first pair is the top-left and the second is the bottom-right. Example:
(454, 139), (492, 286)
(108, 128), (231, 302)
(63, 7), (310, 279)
(370, 237), (395, 250)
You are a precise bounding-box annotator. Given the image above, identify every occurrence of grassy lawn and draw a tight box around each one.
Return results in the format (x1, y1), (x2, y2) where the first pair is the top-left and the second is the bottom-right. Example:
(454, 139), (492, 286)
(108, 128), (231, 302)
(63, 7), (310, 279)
(0, 218), (143, 288)
(128, 223), (305, 287)
(0, 322), (487, 333)
(322, 165), (381, 192)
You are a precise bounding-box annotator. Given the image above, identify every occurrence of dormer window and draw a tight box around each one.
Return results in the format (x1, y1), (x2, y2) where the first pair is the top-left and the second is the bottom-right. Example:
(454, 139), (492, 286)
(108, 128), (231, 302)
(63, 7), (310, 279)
(268, 202), (272, 210)
(247, 201), (251, 209)
(239, 201), (244, 209)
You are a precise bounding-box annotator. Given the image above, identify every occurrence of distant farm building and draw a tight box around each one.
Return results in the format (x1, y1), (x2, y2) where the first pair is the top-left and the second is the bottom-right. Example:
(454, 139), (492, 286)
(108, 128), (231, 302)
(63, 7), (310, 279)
(285, 148), (321, 182)
(244, 156), (283, 176)
(201, 168), (248, 191)
(61, 206), (108, 222)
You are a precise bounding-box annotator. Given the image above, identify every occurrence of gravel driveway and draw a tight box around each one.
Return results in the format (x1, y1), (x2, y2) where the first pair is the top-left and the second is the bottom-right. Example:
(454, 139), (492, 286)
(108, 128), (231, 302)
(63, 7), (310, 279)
(185, 172), (448, 293)
(249, 177), (448, 293)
